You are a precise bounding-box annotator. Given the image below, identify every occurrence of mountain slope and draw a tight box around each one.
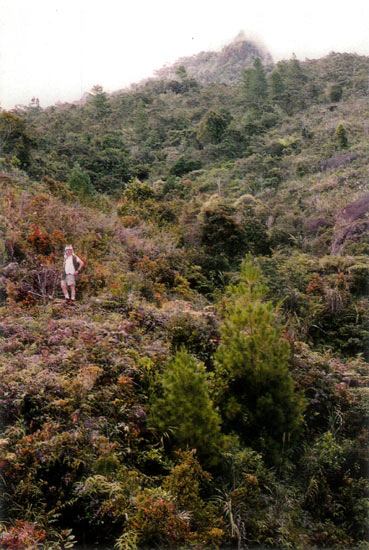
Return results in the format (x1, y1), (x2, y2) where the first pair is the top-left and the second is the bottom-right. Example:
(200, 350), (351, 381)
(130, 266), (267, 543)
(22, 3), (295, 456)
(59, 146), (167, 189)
(0, 47), (369, 550)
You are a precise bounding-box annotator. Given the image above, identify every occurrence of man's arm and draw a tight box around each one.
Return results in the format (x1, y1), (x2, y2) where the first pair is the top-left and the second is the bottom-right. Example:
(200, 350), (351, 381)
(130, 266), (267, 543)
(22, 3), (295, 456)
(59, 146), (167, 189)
(75, 255), (84, 273)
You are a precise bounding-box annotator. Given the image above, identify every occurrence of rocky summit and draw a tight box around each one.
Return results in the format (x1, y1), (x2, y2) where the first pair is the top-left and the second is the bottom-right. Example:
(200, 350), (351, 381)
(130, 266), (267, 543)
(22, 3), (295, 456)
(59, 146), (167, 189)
(154, 32), (273, 84)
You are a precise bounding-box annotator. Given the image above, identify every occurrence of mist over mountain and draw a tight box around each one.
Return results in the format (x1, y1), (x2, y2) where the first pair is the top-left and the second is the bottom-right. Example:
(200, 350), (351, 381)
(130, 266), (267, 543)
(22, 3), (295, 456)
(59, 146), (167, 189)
(153, 31), (273, 84)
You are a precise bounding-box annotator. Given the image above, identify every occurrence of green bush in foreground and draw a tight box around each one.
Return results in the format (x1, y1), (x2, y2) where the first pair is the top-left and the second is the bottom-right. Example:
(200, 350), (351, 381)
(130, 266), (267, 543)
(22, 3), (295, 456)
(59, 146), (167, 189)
(149, 349), (223, 466)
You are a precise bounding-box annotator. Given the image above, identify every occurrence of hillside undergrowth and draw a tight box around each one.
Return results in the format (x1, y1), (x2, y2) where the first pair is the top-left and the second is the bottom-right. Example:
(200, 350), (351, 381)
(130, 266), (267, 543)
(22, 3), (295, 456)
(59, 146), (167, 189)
(0, 48), (369, 549)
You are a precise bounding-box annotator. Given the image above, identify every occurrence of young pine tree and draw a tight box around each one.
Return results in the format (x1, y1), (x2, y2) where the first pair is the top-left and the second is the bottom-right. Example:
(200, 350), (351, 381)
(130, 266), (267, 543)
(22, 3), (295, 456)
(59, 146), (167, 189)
(269, 68), (285, 103)
(215, 258), (305, 464)
(89, 85), (111, 121)
(149, 349), (223, 467)
(268, 57), (308, 114)
(242, 58), (268, 111)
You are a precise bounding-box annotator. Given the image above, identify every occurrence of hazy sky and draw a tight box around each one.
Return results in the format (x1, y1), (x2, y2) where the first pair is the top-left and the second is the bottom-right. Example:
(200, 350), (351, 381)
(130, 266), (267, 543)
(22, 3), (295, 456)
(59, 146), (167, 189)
(1, 0), (369, 109)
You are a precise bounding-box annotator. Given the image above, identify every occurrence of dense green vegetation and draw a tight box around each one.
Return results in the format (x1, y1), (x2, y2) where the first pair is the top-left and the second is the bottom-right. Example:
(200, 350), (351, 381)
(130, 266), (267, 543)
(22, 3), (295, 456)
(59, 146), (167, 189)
(0, 44), (369, 549)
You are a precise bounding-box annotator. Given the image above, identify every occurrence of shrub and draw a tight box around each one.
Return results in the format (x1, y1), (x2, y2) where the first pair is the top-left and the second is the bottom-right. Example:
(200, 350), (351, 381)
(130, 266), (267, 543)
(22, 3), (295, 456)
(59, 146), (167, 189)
(197, 110), (229, 144)
(128, 489), (190, 547)
(67, 163), (95, 196)
(165, 310), (219, 366)
(122, 179), (155, 202)
(170, 157), (202, 177)
(163, 450), (224, 545)
(336, 122), (348, 148)
(0, 521), (47, 549)
(329, 83), (343, 102)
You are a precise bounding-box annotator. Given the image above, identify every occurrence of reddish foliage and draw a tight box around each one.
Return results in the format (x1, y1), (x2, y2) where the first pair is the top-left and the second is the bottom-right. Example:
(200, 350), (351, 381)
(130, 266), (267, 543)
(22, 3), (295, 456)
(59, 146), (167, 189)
(0, 521), (46, 549)
(27, 225), (52, 254)
(27, 224), (64, 255)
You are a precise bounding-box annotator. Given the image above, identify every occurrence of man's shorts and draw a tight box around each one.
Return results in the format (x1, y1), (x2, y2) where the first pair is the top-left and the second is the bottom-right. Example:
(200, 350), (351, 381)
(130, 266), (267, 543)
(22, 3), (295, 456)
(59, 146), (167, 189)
(62, 274), (76, 286)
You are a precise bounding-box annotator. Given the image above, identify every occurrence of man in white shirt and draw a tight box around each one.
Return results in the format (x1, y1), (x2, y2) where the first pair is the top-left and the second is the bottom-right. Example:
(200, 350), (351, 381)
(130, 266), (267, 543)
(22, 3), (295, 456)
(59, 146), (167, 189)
(61, 245), (84, 302)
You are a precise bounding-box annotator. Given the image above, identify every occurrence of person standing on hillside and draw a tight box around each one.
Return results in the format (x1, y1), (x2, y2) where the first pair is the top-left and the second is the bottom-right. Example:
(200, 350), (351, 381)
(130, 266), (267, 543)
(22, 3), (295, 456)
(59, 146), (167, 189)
(61, 245), (84, 302)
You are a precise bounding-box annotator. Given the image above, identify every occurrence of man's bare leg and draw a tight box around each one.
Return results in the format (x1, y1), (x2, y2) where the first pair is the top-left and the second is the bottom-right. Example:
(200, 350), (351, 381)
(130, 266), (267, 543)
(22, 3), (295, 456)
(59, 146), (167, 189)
(70, 285), (76, 301)
(61, 280), (70, 299)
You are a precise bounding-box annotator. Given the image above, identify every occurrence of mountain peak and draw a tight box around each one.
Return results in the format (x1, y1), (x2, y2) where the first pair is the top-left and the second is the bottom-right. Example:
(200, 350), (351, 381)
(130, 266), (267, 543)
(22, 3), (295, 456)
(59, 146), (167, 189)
(154, 34), (273, 85)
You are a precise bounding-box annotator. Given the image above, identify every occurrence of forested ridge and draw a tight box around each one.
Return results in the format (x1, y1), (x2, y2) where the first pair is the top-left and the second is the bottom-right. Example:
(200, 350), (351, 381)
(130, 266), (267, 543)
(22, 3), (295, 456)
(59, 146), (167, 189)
(0, 41), (369, 549)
